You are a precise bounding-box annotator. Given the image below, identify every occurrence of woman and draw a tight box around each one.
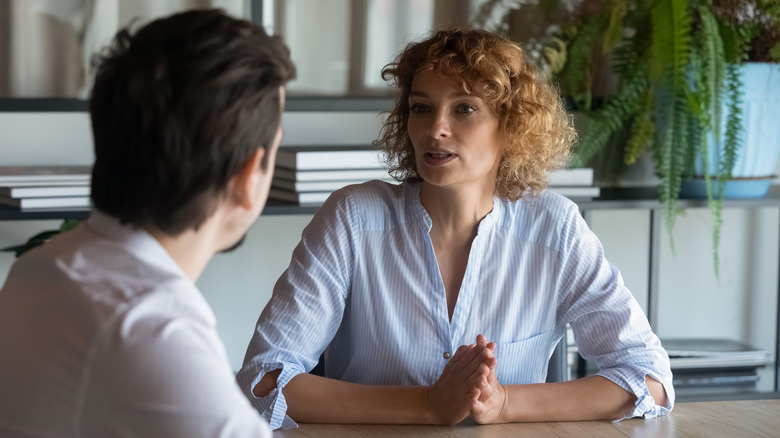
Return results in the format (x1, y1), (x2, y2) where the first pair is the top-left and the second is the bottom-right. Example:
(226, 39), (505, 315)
(237, 28), (673, 430)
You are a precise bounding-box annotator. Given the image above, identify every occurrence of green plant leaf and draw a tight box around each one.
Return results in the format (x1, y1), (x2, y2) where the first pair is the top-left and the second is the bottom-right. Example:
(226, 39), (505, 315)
(770, 41), (780, 61)
(602, 0), (627, 53)
(0, 220), (84, 258)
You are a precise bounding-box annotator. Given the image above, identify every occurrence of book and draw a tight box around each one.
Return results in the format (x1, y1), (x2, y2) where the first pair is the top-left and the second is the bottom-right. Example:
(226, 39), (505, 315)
(0, 166), (91, 184)
(269, 189), (332, 205)
(276, 146), (385, 170)
(0, 195), (91, 210)
(548, 168), (594, 186)
(663, 338), (771, 370)
(274, 167), (391, 182)
(0, 180), (89, 187)
(0, 185), (90, 198)
(547, 186), (601, 199)
(272, 177), (394, 193)
(672, 369), (759, 388)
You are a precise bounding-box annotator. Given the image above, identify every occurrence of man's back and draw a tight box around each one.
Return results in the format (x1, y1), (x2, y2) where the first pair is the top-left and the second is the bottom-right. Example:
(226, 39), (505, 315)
(0, 212), (270, 437)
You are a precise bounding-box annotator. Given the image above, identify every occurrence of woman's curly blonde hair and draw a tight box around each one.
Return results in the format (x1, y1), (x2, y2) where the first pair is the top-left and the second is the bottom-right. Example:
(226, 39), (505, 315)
(376, 28), (577, 201)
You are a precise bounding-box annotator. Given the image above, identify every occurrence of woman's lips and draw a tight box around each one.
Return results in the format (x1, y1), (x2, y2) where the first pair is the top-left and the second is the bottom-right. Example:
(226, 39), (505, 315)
(423, 151), (456, 166)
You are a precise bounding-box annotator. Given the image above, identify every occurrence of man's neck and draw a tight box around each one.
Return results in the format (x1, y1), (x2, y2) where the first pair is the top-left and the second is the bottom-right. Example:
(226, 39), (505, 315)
(145, 224), (218, 283)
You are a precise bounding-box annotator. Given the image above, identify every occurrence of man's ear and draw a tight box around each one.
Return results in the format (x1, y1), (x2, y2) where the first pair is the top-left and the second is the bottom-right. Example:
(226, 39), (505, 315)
(231, 147), (266, 210)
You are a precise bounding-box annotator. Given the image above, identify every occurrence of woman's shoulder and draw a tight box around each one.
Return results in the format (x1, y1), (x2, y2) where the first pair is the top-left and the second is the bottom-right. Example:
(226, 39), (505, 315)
(497, 190), (581, 246)
(320, 180), (415, 230)
(502, 189), (579, 220)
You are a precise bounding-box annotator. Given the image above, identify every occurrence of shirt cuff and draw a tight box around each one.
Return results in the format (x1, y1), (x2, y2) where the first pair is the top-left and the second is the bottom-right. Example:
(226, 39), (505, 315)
(246, 363), (303, 430)
(596, 366), (675, 421)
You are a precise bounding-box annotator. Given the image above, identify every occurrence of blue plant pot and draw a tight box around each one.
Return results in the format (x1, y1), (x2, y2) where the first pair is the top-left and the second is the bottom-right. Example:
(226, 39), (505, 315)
(685, 63), (780, 198)
(680, 177), (775, 199)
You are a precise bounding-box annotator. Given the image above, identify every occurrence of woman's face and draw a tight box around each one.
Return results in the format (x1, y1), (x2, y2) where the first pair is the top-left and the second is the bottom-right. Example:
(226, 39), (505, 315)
(407, 70), (503, 192)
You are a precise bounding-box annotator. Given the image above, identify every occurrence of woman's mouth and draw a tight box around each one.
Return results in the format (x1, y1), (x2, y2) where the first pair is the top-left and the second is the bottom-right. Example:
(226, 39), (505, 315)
(424, 151), (456, 165)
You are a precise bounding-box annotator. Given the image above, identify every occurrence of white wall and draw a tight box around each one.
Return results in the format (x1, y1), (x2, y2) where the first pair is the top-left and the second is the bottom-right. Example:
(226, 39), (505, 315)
(0, 111), (778, 393)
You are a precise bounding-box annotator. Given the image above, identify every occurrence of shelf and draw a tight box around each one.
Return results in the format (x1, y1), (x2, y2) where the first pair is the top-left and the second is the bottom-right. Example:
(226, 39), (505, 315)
(0, 199), (321, 221)
(676, 390), (780, 403)
(576, 185), (780, 210)
(2, 186), (778, 221)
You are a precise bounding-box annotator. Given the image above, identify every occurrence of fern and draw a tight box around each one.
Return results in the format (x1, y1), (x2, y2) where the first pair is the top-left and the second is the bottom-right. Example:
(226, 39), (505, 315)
(696, 5), (728, 275)
(603, 1), (628, 53)
(569, 53), (649, 168)
(562, 12), (611, 110)
(719, 63), (744, 183)
(699, 6), (726, 152)
(651, 0), (692, 242)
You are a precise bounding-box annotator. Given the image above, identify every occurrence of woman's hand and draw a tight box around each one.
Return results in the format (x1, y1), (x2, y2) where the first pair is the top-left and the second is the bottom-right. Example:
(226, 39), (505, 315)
(470, 334), (508, 424)
(426, 342), (491, 425)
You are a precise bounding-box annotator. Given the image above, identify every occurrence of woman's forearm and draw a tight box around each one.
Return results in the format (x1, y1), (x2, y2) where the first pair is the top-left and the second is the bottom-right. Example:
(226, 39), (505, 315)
(282, 373), (439, 424)
(499, 375), (639, 422)
(495, 374), (670, 423)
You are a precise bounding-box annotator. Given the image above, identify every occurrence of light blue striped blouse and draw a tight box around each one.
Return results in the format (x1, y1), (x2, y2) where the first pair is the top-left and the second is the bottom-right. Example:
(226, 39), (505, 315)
(237, 180), (674, 430)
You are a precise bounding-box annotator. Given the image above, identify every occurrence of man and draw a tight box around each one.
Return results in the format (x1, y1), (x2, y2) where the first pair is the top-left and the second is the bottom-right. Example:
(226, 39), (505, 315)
(0, 9), (294, 437)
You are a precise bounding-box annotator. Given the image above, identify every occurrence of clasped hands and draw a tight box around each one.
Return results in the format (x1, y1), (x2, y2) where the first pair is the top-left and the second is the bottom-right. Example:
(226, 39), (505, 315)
(427, 334), (507, 425)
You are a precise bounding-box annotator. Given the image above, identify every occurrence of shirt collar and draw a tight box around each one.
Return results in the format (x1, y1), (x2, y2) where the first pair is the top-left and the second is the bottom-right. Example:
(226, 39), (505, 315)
(405, 181), (503, 233)
(86, 209), (188, 282)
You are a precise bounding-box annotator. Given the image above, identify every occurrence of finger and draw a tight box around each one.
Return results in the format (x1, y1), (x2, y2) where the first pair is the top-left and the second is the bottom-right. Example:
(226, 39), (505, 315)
(478, 362), (491, 379)
(476, 375), (491, 399)
(471, 385), (481, 399)
(470, 387), (481, 406)
(461, 345), (491, 377)
(465, 361), (491, 387)
(452, 342), (484, 367)
(481, 345), (497, 374)
(481, 348), (496, 367)
(448, 344), (472, 363)
(476, 334), (488, 347)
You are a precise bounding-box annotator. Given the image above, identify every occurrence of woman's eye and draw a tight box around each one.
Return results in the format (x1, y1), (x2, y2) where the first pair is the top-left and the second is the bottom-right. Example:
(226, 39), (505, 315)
(409, 103), (428, 114)
(456, 104), (476, 114)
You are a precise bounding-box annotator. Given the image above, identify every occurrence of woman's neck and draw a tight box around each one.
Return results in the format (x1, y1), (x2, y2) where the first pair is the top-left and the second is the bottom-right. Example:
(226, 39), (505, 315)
(419, 181), (495, 234)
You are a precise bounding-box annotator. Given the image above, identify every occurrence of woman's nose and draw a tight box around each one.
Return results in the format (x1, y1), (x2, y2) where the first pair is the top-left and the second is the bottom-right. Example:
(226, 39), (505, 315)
(429, 112), (452, 139)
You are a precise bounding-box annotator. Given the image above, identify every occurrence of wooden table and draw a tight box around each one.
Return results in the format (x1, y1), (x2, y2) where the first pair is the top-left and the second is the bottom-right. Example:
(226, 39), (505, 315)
(274, 399), (780, 437)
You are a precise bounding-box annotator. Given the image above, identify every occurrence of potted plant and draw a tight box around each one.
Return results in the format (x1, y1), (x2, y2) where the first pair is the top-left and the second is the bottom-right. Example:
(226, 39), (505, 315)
(525, 0), (780, 274)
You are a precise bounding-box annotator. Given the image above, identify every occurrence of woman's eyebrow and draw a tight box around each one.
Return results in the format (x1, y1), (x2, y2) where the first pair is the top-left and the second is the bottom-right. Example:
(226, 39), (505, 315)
(409, 90), (474, 99)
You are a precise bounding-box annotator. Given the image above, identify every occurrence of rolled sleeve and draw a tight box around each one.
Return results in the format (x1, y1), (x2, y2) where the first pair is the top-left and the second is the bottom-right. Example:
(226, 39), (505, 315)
(238, 362), (303, 430)
(598, 362), (675, 420)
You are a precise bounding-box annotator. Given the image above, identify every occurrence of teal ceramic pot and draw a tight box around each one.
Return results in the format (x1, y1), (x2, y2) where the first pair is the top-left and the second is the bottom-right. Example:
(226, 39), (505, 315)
(682, 63), (780, 199)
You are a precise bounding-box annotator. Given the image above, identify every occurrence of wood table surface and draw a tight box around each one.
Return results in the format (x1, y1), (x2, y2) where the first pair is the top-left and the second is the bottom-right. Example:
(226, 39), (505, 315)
(274, 399), (780, 437)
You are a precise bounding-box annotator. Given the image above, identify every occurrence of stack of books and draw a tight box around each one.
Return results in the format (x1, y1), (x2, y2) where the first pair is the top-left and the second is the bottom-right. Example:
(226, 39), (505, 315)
(269, 145), (393, 205)
(269, 146), (600, 206)
(0, 166), (92, 211)
(569, 336), (770, 397)
(546, 167), (599, 199)
(663, 338), (771, 396)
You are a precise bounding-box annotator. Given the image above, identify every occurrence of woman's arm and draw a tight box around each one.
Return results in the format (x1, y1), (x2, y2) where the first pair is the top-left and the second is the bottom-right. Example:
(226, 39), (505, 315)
(471, 335), (669, 423)
(254, 343), (493, 425)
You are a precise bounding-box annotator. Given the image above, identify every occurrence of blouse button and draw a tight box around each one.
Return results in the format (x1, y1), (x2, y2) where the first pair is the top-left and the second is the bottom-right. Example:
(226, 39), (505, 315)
(442, 352), (451, 359)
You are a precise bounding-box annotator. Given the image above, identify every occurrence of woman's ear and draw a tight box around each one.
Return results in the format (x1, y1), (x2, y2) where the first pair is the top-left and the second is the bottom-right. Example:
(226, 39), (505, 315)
(230, 147), (266, 210)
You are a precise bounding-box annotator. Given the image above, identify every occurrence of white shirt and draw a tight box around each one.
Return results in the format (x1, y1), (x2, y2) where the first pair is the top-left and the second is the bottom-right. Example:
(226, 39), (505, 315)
(237, 180), (674, 429)
(0, 211), (271, 438)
